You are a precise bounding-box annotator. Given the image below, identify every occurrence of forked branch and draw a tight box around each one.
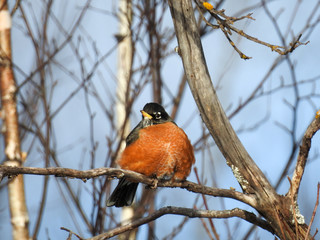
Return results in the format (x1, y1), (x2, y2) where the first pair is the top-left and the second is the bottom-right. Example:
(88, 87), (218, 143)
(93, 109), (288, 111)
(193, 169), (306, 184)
(196, 0), (308, 59)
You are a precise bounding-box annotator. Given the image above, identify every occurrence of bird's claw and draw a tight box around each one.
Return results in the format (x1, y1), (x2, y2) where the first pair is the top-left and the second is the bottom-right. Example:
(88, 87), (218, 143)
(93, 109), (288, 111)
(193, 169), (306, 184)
(150, 179), (158, 189)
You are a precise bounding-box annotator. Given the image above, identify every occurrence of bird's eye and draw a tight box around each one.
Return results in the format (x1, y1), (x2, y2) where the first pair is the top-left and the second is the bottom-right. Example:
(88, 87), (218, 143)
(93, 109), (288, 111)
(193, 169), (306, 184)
(154, 112), (161, 119)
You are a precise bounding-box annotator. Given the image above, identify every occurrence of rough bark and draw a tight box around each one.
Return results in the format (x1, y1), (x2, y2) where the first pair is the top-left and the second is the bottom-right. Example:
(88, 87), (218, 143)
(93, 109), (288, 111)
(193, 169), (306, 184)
(167, 0), (312, 239)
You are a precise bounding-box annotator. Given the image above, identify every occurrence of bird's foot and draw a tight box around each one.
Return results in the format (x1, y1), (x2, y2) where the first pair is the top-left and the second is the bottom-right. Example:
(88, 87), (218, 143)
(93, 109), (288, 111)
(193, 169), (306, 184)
(149, 179), (158, 189)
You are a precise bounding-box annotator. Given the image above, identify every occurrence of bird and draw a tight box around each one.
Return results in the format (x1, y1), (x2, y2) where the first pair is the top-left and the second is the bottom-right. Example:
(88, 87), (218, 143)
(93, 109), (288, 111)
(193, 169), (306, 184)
(106, 102), (195, 207)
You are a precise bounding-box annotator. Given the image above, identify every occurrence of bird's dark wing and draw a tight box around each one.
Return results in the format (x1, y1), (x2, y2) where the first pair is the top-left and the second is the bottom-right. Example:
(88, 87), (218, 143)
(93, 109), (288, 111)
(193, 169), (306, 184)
(125, 121), (143, 146)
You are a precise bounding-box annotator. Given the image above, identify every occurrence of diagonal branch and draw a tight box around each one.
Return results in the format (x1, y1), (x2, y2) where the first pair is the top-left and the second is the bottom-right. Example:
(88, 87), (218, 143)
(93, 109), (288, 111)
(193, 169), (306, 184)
(288, 115), (320, 202)
(167, 0), (312, 239)
(87, 206), (274, 240)
(168, 0), (275, 201)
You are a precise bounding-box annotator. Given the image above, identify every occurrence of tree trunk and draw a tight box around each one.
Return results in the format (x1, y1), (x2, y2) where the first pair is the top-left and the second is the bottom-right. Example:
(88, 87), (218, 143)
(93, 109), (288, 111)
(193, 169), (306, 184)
(168, 0), (311, 239)
(116, 0), (135, 239)
(0, 1), (30, 239)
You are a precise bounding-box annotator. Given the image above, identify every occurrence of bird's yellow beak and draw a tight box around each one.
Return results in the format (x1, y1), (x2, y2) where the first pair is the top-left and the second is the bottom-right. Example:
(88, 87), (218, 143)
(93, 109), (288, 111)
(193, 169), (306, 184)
(140, 110), (153, 119)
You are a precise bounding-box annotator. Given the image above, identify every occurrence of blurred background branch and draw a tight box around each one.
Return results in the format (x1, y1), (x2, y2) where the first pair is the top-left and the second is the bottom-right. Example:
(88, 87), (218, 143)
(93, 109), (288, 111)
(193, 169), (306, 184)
(0, 0), (320, 239)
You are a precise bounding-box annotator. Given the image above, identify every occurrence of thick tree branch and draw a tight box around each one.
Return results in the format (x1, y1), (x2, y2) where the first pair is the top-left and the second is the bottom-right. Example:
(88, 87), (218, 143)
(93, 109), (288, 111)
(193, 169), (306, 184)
(168, 0), (274, 197)
(288, 116), (320, 201)
(167, 0), (312, 239)
(87, 206), (274, 240)
(0, 165), (256, 207)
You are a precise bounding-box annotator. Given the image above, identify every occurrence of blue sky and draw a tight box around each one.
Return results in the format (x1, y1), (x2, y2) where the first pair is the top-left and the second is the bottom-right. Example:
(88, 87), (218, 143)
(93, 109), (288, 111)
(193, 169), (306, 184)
(1, 0), (320, 239)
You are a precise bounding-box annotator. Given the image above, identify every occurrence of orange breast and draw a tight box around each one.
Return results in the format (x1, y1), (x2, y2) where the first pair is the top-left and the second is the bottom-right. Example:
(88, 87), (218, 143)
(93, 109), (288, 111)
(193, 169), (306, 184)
(118, 122), (195, 181)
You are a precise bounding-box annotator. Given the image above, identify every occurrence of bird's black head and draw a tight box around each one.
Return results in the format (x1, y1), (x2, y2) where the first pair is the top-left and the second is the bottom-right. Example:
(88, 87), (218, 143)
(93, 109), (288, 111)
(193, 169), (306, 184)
(141, 102), (172, 125)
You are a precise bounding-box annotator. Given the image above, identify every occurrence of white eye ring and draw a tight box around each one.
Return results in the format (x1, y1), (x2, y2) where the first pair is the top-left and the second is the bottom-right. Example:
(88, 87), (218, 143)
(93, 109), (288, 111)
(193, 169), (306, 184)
(154, 112), (161, 119)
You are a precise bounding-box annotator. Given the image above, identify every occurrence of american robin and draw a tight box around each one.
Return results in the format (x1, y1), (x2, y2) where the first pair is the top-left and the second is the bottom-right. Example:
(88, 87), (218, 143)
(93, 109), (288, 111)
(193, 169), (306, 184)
(107, 102), (195, 207)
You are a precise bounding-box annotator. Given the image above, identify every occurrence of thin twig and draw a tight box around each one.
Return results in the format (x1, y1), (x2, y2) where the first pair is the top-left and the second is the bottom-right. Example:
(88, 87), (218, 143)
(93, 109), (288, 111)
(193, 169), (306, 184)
(274, 205), (286, 240)
(312, 229), (318, 240)
(196, 0), (308, 59)
(195, 167), (220, 240)
(60, 227), (84, 240)
(305, 183), (320, 240)
(197, 210), (215, 240)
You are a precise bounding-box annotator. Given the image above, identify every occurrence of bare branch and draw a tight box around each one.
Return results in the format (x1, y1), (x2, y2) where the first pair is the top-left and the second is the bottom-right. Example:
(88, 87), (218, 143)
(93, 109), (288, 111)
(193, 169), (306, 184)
(168, 0), (314, 238)
(0, 165), (256, 207)
(194, 167), (219, 239)
(288, 116), (320, 201)
(196, 0), (308, 59)
(87, 206), (274, 240)
(305, 183), (320, 240)
(60, 227), (83, 240)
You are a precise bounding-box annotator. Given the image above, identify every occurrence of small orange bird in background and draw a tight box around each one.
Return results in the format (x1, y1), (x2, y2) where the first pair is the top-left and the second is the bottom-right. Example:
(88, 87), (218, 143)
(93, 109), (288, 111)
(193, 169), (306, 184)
(107, 102), (195, 207)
